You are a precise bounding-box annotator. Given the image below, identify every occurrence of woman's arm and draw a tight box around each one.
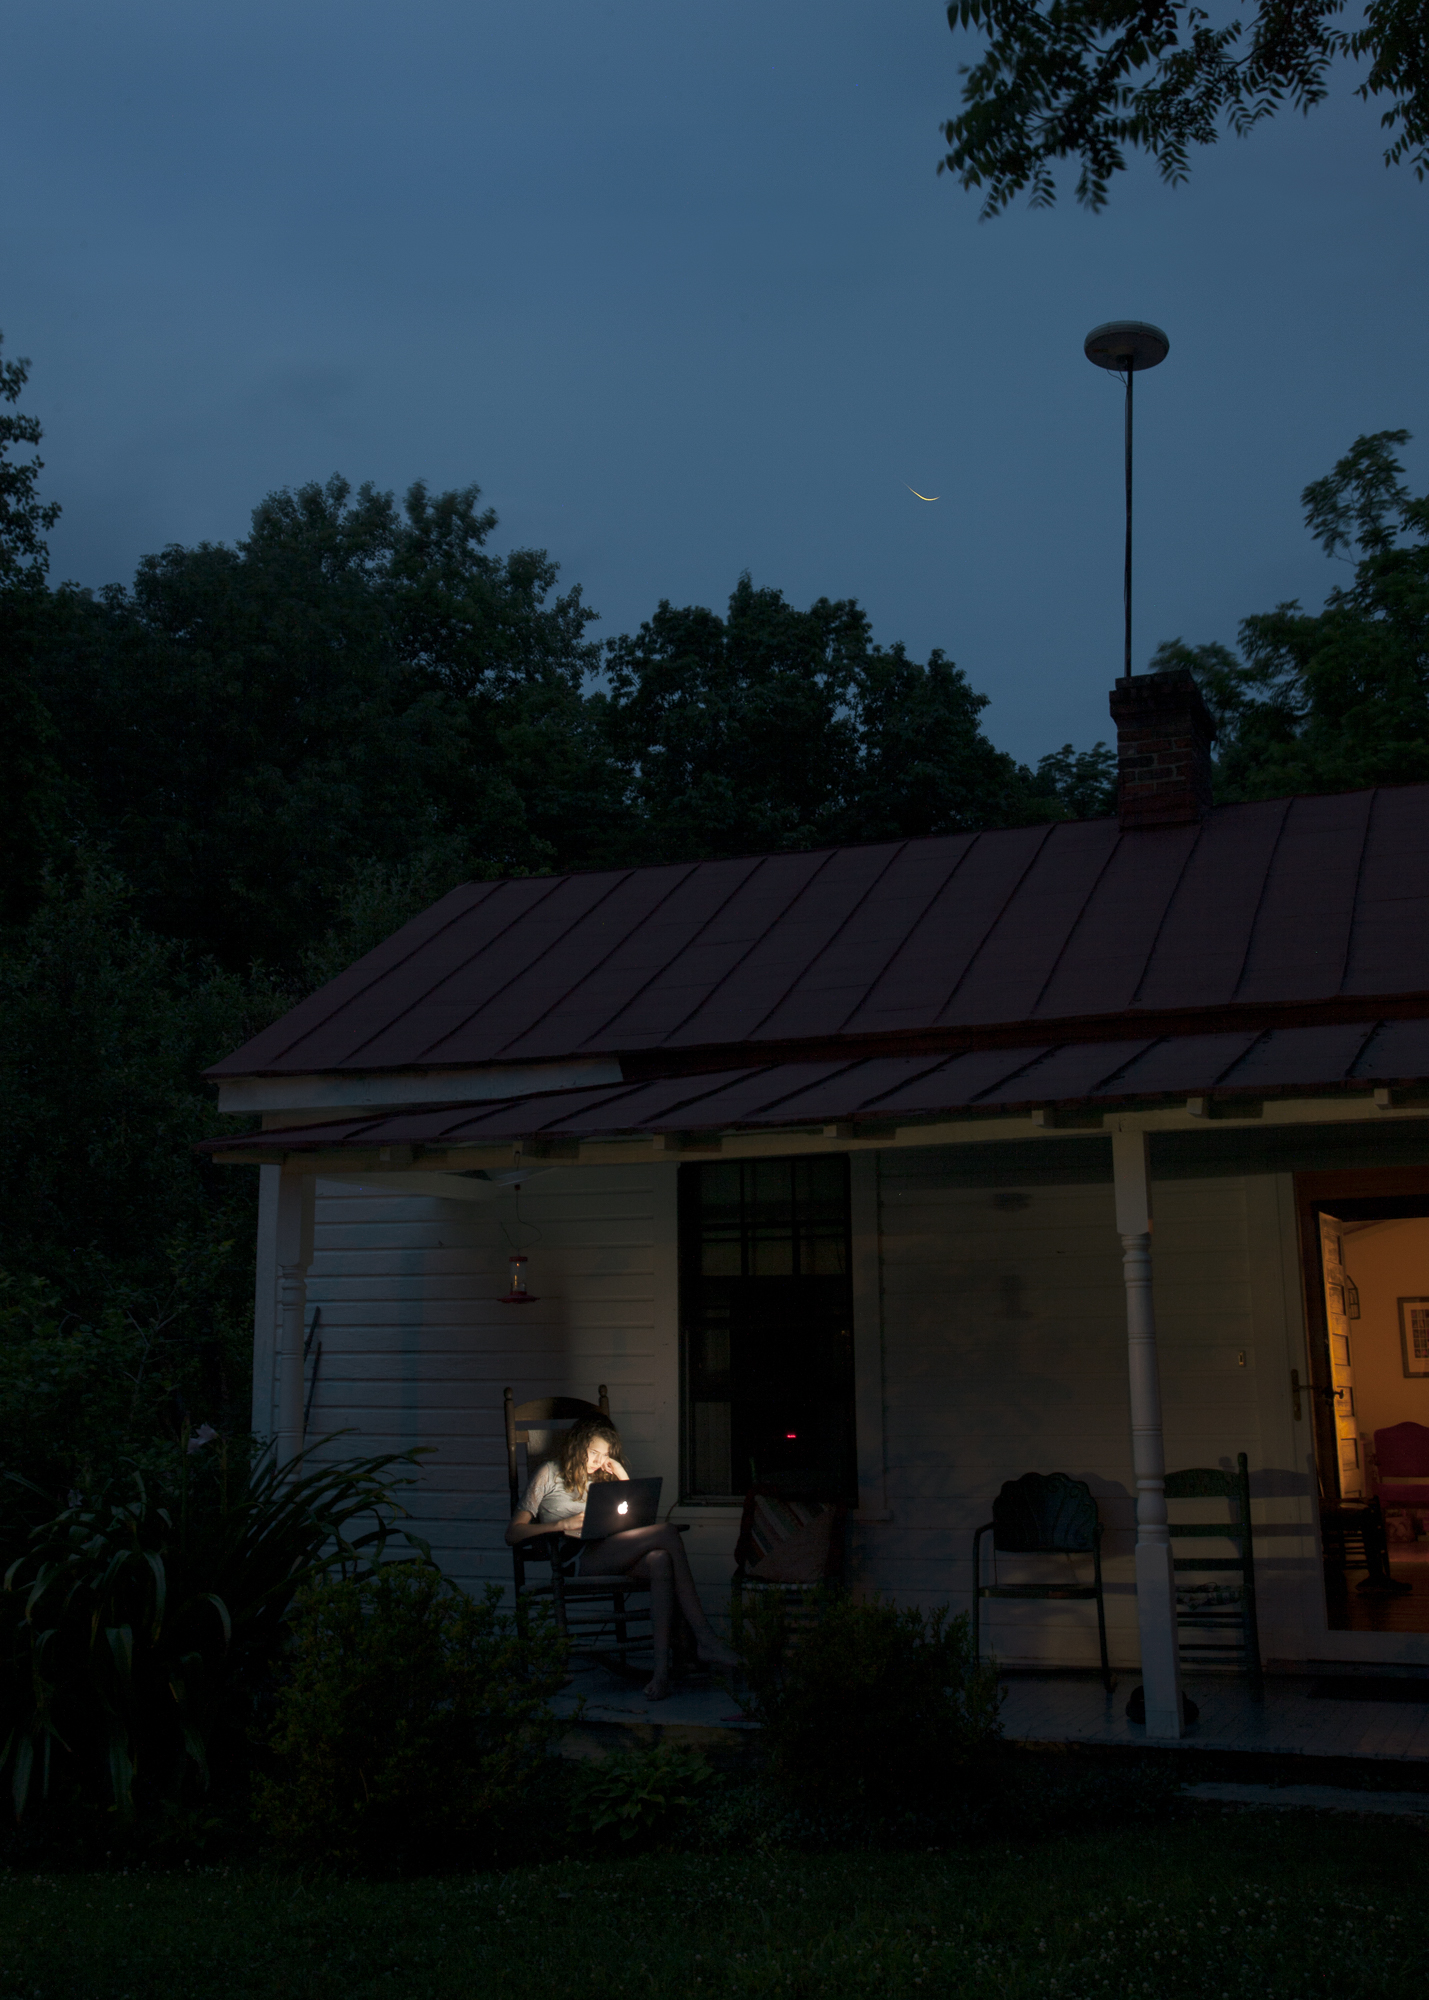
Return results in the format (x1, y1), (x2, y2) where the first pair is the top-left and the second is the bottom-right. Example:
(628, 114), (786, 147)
(505, 1508), (579, 1546)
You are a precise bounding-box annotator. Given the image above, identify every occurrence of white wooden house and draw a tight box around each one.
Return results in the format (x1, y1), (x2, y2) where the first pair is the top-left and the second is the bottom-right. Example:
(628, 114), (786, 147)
(206, 670), (1429, 1738)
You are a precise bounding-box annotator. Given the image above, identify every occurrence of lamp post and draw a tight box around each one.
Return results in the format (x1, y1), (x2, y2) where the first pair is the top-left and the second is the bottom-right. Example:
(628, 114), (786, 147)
(1084, 321), (1169, 679)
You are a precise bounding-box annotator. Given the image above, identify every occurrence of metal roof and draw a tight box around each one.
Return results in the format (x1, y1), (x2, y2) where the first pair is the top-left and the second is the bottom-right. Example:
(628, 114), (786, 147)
(205, 1018), (1429, 1154)
(211, 786), (1429, 1082)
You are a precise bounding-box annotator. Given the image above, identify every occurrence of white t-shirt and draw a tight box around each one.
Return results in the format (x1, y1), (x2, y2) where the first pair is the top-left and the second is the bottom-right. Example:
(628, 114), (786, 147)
(521, 1461), (586, 1525)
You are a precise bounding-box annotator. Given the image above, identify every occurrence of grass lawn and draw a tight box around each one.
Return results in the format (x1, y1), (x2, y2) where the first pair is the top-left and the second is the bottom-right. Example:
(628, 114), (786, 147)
(2, 1809), (1425, 2000)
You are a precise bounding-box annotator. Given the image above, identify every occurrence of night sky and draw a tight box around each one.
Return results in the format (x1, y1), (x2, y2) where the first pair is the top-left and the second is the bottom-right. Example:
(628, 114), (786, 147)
(3, 2), (1426, 765)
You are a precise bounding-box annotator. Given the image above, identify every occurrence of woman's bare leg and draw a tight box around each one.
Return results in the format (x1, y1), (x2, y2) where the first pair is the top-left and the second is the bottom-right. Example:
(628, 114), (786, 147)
(582, 1523), (741, 1672)
(637, 1547), (675, 1699)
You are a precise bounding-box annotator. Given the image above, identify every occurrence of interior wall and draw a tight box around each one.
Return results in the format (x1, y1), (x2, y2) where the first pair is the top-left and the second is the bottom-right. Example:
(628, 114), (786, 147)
(1342, 1217), (1429, 1456)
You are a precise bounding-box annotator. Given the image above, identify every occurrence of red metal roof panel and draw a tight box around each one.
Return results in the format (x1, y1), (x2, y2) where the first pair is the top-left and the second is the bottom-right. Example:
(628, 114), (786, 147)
(1344, 788), (1429, 997)
(1132, 801), (1290, 1010)
(841, 825), (1056, 1035)
(1234, 792), (1376, 1003)
(1033, 823), (1198, 1019)
(940, 820), (1124, 1025)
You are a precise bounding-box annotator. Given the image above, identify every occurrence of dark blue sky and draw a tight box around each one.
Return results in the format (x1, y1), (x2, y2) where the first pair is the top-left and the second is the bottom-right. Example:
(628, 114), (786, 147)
(3, 2), (1426, 764)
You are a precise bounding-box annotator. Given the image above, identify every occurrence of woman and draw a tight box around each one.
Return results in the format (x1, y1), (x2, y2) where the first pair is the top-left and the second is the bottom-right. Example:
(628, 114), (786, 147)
(506, 1416), (741, 1701)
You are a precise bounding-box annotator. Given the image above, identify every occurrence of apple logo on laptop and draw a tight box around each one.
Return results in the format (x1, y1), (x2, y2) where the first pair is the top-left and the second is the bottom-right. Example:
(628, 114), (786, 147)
(617, 1501), (629, 1514)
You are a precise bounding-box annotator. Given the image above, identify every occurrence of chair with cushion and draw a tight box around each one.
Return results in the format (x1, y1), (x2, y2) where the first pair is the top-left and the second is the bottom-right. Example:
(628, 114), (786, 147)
(730, 1487), (846, 1648)
(504, 1385), (652, 1667)
(972, 1472), (1112, 1690)
(1372, 1422), (1429, 1533)
(1164, 1455), (1263, 1697)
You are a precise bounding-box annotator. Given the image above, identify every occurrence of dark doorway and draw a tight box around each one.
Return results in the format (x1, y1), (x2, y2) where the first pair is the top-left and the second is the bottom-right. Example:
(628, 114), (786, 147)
(679, 1156), (856, 1503)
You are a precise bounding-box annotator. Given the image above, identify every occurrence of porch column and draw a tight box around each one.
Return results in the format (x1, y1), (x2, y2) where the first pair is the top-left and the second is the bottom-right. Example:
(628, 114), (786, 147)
(1111, 1127), (1184, 1738)
(275, 1172), (315, 1469)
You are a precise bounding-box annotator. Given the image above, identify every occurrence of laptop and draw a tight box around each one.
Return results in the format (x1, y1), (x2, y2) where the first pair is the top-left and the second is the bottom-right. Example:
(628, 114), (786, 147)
(579, 1475), (662, 1540)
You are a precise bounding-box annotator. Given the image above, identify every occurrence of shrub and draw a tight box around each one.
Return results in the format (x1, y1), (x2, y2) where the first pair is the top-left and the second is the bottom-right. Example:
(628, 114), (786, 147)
(257, 1563), (567, 1873)
(733, 1590), (1002, 1817)
(0, 1439), (422, 1825)
(568, 1743), (718, 1846)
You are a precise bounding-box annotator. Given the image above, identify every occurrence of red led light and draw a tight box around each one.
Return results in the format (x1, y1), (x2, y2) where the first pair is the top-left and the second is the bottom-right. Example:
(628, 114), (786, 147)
(785, 1431), (797, 1439)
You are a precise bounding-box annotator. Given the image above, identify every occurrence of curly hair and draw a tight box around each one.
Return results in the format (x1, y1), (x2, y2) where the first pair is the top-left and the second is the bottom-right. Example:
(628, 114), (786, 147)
(554, 1417), (625, 1499)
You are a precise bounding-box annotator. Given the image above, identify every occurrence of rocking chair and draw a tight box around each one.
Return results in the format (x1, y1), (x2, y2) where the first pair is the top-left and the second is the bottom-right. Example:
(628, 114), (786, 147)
(504, 1385), (652, 1667)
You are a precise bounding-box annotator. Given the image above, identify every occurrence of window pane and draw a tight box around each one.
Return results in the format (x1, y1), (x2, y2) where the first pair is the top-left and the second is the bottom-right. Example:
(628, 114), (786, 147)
(680, 1156), (856, 1502)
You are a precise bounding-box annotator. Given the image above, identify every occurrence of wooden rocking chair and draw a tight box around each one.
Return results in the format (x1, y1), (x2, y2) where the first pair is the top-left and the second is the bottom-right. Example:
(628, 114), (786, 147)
(504, 1385), (652, 1667)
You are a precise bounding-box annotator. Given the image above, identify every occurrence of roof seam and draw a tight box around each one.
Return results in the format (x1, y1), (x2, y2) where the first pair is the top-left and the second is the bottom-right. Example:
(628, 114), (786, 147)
(1229, 797), (1293, 1002)
(483, 861), (706, 1053)
(833, 835), (980, 1033)
(735, 842), (912, 1042)
(1338, 788), (1379, 996)
(575, 856), (777, 1047)
(357, 871), (638, 1068)
(249, 879), (506, 1070)
(321, 875), (574, 1068)
(1026, 827), (1125, 1018)
(935, 823), (1058, 1021)
(1127, 818), (1205, 1007)
(651, 851), (843, 1045)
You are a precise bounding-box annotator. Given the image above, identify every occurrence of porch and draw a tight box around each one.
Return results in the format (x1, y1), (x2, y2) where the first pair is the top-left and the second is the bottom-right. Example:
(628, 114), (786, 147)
(552, 1657), (1429, 1766)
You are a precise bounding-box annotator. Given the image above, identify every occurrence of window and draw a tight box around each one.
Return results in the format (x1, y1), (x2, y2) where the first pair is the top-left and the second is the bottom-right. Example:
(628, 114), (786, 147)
(679, 1156), (856, 1501)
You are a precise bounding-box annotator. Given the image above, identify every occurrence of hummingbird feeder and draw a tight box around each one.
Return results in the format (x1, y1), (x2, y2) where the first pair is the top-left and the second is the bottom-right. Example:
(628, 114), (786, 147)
(497, 1252), (539, 1305)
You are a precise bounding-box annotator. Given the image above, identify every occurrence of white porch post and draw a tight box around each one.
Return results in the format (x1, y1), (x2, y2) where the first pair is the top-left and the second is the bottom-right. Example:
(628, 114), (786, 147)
(275, 1172), (315, 1469)
(1112, 1126), (1184, 1738)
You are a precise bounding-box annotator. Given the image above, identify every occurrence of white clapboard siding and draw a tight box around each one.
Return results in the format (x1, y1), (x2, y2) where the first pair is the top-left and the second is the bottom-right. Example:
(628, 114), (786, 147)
(278, 1145), (1319, 1663)
(302, 1165), (671, 1599)
(869, 1154), (1269, 1670)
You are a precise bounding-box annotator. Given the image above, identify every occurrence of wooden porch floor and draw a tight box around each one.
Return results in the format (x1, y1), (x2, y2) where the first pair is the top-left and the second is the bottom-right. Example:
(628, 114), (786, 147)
(553, 1661), (1429, 1763)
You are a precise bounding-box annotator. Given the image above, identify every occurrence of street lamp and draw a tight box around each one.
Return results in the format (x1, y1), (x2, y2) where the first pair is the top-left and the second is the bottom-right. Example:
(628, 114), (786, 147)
(1084, 321), (1169, 679)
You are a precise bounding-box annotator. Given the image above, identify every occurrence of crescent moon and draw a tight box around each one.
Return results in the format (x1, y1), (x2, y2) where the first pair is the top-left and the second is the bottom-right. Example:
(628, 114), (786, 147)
(907, 487), (939, 502)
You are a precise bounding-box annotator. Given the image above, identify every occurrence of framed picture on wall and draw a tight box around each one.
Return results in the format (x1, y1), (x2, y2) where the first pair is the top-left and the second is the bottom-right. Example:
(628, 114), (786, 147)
(1398, 1298), (1429, 1378)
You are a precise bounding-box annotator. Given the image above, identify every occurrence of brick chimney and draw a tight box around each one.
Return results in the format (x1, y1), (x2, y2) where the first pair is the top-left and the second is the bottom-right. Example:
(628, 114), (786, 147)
(1108, 667), (1215, 829)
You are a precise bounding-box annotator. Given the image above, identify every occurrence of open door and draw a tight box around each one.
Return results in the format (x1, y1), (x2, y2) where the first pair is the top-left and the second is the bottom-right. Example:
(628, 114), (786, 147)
(1318, 1215), (1362, 1500)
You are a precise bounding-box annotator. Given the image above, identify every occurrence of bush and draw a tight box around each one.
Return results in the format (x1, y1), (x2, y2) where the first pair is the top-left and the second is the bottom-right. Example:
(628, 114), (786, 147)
(257, 1563), (567, 1873)
(568, 1743), (718, 1846)
(0, 1440), (423, 1828)
(733, 1590), (1002, 1817)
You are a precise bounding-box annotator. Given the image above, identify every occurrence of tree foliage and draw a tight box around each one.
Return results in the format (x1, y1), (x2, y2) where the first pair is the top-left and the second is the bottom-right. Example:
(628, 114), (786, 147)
(941, 0), (1429, 213)
(1152, 429), (1429, 797)
(601, 574), (1055, 861)
(35, 476), (608, 971)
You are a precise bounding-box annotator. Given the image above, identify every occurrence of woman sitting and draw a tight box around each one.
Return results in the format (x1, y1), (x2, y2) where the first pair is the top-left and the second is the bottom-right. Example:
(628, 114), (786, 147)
(506, 1416), (740, 1701)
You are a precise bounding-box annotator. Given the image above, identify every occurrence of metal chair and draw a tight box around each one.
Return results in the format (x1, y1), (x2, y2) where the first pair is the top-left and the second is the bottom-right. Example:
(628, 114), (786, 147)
(972, 1472), (1112, 1690)
(504, 1385), (652, 1666)
(1165, 1455), (1263, 1697)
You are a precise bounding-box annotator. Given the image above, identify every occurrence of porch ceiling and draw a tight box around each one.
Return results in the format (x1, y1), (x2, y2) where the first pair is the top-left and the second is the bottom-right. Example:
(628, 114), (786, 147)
(202, 1017), (1429, 1158)
(207, 786), (1429, 1082)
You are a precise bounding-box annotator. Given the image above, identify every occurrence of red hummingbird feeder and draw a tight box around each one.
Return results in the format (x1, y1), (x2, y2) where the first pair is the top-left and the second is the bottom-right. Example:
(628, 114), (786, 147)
(497, 1252), (539, 1305)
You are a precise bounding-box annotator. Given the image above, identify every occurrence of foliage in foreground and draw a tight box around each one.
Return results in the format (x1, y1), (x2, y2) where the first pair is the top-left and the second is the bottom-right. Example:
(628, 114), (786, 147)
(0, 1815), (1425, 1999)
(257, 1562), (566, 1873)
(940, 0), (1427, 214)
(0, 1444), (423, 1824)
(733, 1589), (1002, 1814)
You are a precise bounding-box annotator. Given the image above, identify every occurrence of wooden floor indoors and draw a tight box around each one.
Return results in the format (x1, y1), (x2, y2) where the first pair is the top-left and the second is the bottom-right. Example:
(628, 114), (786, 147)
(1327, 1550), (1429, 1634)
